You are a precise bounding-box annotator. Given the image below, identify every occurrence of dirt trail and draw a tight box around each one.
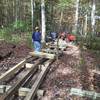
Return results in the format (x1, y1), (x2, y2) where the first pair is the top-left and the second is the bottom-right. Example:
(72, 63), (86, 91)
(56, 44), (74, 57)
(41, 44), (98, 100)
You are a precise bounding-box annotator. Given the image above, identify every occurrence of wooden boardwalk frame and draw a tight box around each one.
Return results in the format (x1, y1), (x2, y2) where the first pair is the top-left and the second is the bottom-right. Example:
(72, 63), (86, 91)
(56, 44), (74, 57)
(0, 58), (44, 100)
(24, 59), (54, 100)
(0, 50), (55, 100)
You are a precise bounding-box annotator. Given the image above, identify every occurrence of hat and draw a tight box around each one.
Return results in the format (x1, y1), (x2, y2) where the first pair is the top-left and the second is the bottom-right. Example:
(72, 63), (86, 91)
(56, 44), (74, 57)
(35, 27), (39, 30)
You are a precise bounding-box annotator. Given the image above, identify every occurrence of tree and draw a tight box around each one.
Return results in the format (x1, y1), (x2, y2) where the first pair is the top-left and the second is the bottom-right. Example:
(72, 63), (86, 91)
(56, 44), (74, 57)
(91, 0), (96, 35)
(41, 0), (46, 43)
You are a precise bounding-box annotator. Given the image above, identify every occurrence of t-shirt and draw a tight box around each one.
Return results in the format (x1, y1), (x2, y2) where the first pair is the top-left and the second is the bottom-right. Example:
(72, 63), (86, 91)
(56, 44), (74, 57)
(32, 32), (41, 42)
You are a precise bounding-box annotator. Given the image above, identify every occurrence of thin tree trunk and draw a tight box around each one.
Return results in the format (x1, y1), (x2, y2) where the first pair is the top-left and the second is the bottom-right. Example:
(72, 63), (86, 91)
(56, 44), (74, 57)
(41, 0), (46, 43)
(15, 0), (18, 23)
(31, 0), (34, 32)
(59, 10), (63, 31)
(91, 0), (96, 35)
(73, 0), (79, 34)
(84, 14), (88, 36)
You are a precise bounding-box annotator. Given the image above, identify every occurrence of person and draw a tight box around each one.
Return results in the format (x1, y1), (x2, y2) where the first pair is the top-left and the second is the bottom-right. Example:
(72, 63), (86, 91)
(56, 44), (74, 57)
(50, 32), (57, 42)
(66, 33), (76, 42)
(32, 27), (41, 52)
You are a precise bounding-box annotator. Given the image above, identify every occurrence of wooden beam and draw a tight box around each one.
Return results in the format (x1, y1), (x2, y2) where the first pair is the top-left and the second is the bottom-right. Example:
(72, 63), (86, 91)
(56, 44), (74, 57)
(0, 85), (30, 97)
(70, 88), (100, 99)
(92, 70), (100, 75)
(24, 59), (54, 100)
(42, 49), (62, 54)
(0, 85), (44, 97)
(0, 59), (26, 82)
(29, 52), (55, 59)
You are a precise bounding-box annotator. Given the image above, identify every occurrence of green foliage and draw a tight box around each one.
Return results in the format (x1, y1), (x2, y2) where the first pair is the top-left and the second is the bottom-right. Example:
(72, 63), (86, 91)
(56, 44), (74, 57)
(11, 20), (31, 33)
(25, 32), (33, 48)
(86, 36), (100, 50)
(57, 0), (75, 10)
(11, 34), (21, 44)
(76, 34), (100, 50)
(0, 28), (12, 42)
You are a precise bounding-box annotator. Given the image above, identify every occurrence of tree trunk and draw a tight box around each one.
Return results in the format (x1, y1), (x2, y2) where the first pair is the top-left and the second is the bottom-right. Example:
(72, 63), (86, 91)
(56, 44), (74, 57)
(73, 0), (79, 34)
(84, 14), (88, 36)
(31, 0), (34, 32)
(91, 0), (96, 35)
(41, 0), (46, 43)
(59, 10), (63, 31)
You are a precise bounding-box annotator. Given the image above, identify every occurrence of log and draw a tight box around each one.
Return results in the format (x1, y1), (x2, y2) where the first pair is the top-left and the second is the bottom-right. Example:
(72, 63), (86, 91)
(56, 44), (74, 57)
(29, 52), (55, 59)
(70, 88), (100, 99)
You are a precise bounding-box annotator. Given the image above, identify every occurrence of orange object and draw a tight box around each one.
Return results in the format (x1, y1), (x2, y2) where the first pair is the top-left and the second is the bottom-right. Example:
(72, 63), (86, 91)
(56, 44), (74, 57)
(67, 34), (76, 41)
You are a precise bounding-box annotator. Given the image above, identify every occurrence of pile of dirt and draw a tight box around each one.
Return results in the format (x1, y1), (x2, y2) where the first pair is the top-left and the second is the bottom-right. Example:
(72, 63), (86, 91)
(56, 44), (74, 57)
(0, 41), (15, 59)
(0, 41), (31, 74)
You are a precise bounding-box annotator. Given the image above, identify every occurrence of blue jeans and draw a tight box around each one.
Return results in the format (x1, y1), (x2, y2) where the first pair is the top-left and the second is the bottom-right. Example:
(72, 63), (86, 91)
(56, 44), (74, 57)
(34, 41), (41, 52)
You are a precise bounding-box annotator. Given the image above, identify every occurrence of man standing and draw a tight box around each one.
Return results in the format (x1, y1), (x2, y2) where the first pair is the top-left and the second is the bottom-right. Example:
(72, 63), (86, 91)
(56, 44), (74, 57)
(32, 27), (41, 52)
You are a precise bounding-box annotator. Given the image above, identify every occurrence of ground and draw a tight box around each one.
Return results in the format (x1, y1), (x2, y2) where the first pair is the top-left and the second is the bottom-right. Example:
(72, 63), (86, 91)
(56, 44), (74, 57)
(0, 41), (100, 100)
(41, 44), (100, 100)
(0, 41), (31, 75)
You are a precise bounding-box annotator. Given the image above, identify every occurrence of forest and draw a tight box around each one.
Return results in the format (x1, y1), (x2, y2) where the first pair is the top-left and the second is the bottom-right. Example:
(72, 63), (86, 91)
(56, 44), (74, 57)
(0, 0), (100, 100)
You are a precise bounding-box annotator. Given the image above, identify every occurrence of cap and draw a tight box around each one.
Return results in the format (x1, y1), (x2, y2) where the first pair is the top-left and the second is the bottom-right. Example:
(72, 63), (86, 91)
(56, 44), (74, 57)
(35, 27), (39, 30)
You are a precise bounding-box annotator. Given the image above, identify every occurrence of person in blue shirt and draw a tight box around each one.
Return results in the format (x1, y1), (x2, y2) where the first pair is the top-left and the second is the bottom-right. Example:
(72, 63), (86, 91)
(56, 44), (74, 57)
(32, 27), (41, 52)
(50, 32), (57, 42)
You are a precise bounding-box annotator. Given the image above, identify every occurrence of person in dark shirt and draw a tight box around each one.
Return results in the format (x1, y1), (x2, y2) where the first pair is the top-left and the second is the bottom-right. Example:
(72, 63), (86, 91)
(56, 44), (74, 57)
(50, 32), (57, 42)
(32, 27), (41, 52)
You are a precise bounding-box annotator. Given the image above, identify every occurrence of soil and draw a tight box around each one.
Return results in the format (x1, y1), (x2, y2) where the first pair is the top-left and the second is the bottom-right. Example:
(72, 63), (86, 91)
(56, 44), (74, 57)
(41, 45), (100, 100)
(0, 41), (31, 75)
(0, 41), (100, 100)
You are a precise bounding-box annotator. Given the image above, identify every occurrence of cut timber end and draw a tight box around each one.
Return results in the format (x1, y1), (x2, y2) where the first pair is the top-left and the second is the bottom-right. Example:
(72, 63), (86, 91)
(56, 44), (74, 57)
(29, 52), (55, 59)
(26, 63), (34, 69)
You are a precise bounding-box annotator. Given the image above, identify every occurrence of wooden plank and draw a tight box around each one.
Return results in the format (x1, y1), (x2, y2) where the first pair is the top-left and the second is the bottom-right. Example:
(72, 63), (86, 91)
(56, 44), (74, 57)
(0, 85), (30, 97)
(0, 85), (44, 97)
(42, 49), (62, 54)
(0, 58), (43, 100)
(29, 52), (55, 59)
(92, 70), (100, 75)
(0, 59), (26, 82)
(24, 59), (54, 100)
(70, 88), (100, 99)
